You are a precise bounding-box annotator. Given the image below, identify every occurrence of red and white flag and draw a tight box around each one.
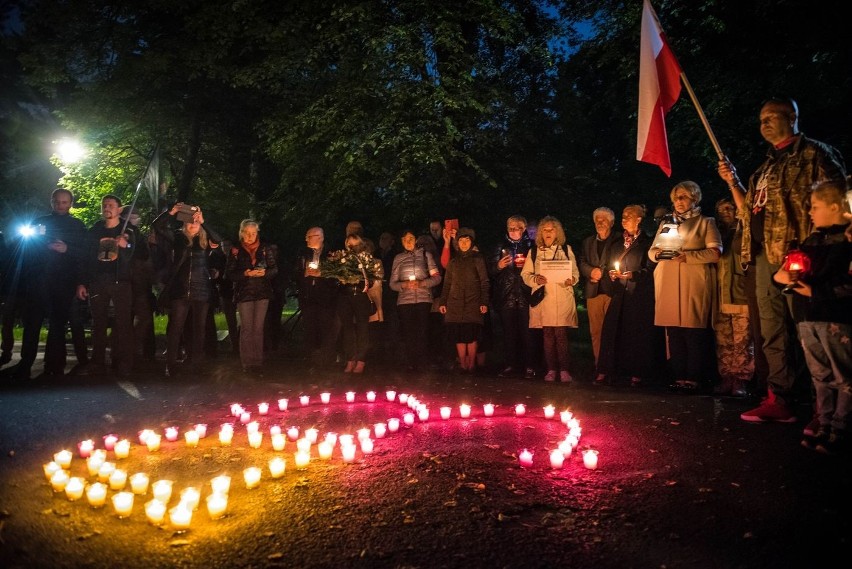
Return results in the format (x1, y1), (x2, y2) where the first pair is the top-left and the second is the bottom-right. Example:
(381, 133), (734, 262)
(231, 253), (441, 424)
(637, 0), (682, 177)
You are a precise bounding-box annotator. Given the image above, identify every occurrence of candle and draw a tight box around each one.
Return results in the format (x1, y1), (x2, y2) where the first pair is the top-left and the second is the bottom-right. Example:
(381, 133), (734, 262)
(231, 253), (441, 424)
(299, 394), (310, 406)
(341, 444), (356, 463)
(374, 422), (387, 438)
(103, 434), (118, 451)
(78, 439), (94, 458)
(180, 487), (201, 510)
(308, 261), (318, 270)
(194, 424), (208, 438)
(305, 428), (319, 444)
(518, 449), (534, 468)
(97, 461), (116, 483)
(614, 260), (620, 273)
(113, 439), (131, 459)
(230, 403), (243, 416)
(271, 433), (286, 451)
(558, 439), (573, 456)
(338, 434), (354, 447)
(407, 397), (419, 409)
(386, 390), (397, 402)
(277, 398), (289, 411)
(112, 492), (134, 518)
(151, 480), (173, 503)
(559, 410), (573, 425)
(408, 274), (416, 281)
(345, 391), (356, 403)
(64, 477), (85, 501)
(567, 434), (579, 449)
(459, 404), (471, 418)
(549, 450), (565, 469)
(318, 441), (333, 460)
(568, 418), (580, 430)
(582, 449), (599, 470)
(109, 468), (128, 491)
(138, 429), (154, 445)
(325, 432), (338, 447)
(403, 412), (415, 427)
(269, 457), (286, 478)
(130, 473), (149, 494)
(239, 412), (251, 424)
(258, 402), (269, 415)
(43, 461), (62, 481)
(357, 428), (371, 441)
(287, 426), (300, 441)
(218, 427), (233, 446)
(360, 437), (374, 454)
(169, 504), (192, 529)
(387, 418), (400, 433)
(296, 438), (311, 453)
(789, 262), (802, 271)
(483, 403), (495, 417)
(145, 499), (166, 524)
(243, 467), (262, 489)
(54, 450), (72, 469)
(366, 391), (376, 402)
(165, 426), (179, 442)
(514, 404), (526, 417)
(398, 393), (409, 403)
(211, 475), (231, 495)
(294, 450), (310, 470)
(145, 434), (162, 452)
(86, 482), (107, 508)
(86, 455), (105, 476)
(246, 421), (260, 434)
(417, 407), (429, 421)
(248, 431), (263, 449)
(543, 405), (555, 419)
(185, 430), (200, 447)
(320, 392), (331, 404)
(440, 406), (451, 420)
(207, 492), (228, 520)
(270, 424), (282, 436)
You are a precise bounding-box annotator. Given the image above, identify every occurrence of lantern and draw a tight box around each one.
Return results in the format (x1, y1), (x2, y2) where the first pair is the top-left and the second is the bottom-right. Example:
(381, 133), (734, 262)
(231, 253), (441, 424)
(651, 215), (683, 260)
(781, 242), (811, 294)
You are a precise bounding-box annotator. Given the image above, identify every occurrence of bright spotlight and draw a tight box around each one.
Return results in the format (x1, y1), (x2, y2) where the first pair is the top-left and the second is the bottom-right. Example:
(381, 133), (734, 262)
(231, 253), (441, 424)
(55, 138), (86, 163)
(18, 224), (36, 237)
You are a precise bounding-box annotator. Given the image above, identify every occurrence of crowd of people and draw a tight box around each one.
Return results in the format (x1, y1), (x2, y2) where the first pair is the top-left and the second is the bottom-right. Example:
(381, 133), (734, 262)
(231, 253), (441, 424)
(1, 97), (850, 455)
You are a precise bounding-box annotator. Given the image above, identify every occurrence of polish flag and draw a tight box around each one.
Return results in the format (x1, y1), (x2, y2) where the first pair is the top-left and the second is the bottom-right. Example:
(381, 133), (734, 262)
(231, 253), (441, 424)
(636, 0), (682, 177)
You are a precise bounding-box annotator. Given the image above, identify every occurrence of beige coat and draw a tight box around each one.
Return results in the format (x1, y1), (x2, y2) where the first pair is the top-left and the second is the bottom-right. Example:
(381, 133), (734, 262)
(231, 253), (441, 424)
(649, 215), (722, 328)
(521, 244), (580, 328)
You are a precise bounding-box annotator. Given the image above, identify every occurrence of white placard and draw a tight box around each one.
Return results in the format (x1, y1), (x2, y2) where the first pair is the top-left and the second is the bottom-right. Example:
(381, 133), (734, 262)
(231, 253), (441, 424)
(540, 260), (572, 284)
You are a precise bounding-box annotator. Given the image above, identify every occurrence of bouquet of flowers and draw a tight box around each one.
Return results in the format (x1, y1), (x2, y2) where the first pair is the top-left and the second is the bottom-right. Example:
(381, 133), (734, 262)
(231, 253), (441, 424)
(320, 248), (384, 285)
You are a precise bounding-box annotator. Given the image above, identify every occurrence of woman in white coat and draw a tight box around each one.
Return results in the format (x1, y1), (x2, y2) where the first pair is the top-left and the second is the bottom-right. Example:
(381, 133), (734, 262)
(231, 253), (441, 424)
(521, 215), (580, 383)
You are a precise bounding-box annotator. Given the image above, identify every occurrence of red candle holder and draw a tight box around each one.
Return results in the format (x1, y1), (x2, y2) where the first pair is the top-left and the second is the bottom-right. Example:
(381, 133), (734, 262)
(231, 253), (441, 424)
(782, 247), (810, 294)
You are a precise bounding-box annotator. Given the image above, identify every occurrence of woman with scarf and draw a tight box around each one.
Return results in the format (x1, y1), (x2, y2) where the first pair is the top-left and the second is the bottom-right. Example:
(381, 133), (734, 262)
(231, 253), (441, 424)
(226, 219), (278, 376)
(650, 181), (722, 393)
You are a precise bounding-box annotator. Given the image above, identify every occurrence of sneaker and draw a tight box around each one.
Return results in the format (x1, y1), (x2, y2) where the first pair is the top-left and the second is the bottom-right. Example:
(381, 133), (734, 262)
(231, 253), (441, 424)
(543, 370), (557, 382)
(801, 426), (831, 451)
(815, 430), (847, 455)
(523, 368), (537, 380)
(802, 414), (821, 437)
(740, 398), (797, 423)
(559, 371), (572, 383)
(498, 366), (518, 378)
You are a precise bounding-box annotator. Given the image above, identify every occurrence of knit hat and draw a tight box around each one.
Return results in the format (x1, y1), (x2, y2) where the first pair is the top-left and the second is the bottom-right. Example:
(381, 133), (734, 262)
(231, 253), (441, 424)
(457, 227), (476, 242)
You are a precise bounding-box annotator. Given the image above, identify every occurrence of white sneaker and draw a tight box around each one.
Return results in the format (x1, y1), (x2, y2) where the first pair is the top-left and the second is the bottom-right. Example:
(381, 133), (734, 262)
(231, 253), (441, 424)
(544, 370), (557, 382)
(559, 371), (572, 383)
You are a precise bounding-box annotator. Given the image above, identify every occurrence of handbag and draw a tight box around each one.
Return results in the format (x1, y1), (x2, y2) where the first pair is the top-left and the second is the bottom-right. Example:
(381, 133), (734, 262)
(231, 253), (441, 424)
(529, 286), (545, 307)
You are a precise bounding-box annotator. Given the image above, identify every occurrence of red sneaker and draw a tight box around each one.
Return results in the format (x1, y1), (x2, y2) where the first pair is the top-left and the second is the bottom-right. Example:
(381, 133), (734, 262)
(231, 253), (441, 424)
(803, 414), (821, 437)
(740, 398), (797, 423)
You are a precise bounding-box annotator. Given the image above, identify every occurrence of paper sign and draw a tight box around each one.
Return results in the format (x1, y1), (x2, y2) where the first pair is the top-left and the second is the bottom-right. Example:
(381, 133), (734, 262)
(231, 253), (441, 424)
(539, 260), (572, 284)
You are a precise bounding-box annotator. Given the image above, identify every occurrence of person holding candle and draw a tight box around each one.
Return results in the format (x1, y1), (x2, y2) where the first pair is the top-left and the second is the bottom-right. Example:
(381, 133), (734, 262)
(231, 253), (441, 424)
(597, 205), (662, 387)
(650, 182), (722, 393)
(226, 219), (278, 377)
(389, 229), (442, 372)
(296, 226), (340, 372)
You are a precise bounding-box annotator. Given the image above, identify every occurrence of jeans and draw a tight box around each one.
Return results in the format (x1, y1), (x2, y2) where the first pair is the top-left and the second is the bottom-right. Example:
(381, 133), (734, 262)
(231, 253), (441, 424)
(798, 321), (852, 432)
(238, 299), (269, 368)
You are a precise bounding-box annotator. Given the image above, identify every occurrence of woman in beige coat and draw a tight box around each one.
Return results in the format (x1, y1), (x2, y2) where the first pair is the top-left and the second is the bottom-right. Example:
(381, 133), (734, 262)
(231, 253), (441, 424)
(521, 216), (579, 383)
(650, 181), (722, 392)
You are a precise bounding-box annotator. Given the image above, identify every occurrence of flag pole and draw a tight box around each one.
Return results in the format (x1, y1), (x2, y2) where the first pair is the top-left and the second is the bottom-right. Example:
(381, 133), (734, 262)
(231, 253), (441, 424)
(119, 143), (158, 236)
(679, 72), (724, 160)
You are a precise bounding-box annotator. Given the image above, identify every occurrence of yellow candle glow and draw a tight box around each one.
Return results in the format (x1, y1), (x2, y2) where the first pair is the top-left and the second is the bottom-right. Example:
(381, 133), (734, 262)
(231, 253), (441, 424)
(277, 398), (289, 411)
(113, 439), (131, 459)
(206, 492), (228, 520)
(294, 450), (310, 470)
(483, 403), (495, 417)
(65, 477), (85, 501)
(543, 405), (555, 419)
(145, 499), (166, 524)
(145, 434), (161, 452)
(299, 394), (310, 406)
(219, 427), (233, 446)
(243, 467), (262, 489)
(211, 475), (231, 494)
(112, 491), (134, 518)
(440, 406), (451, 420)
(50, 470), (69, 492)
(169, 504), (192, 529)
(271, 433), (286, 451)
(87, 457), (104, 479)
(341, 444), (356, 463)
(151, 480), (174, 503)
(614, 260), (620, 273)
(318, 441), (333, 460)
(53, 450), (72, 469)
(86, 482), (107, 507)
(97, 461), (116, 483)
(320, 392), (331, 404)
(248, 431), (263, 449)
(459, 404), (471, 418)
(258, 402), (269, 415)
(43, 461), (62, 481)
(180, 487), (200, 510)
(185, 430), (199, 447)
(108, 468), (128, 491)
(130, 473), (149, 494)
(268, 457), (286, 478)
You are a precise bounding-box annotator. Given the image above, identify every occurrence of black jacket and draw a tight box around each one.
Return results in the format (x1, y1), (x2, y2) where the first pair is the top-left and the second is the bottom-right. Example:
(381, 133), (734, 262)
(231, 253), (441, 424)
(490, 231), (534, 309)
(226, 241), (279, 303)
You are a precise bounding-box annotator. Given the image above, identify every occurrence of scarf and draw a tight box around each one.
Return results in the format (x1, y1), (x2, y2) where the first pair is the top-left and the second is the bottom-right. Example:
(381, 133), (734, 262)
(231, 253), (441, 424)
(241, 239), (261, 265)
(673, 205), (702, 225)
(622, 230), (638, 250)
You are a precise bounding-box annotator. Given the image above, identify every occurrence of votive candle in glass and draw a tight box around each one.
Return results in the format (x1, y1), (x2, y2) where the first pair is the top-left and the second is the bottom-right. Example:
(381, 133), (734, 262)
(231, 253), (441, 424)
(399, 393), (409, 404)
(305, 428), (319, 444)
(418, 407), (429, 422)
(78, 439), (94, 458)
(194, 423), (208, 438)
(325, 432), (338, 447)
(459, 404), (471, 418)
(271, 433), (286, 451)
(387, 418), (400, 433)
(248, 431), (263, 449)
(243, 467), (262, 489)
(138, 429), (154, 445)
(403, 413), (415, 427)
(64, 477), (85, 501)
(109, 468), (128, 491)
(483, 403), (495, 417)
(43, 461), (62, 481)
(268, 457), (286, 478)
(386, 390), (396, 402)
(103, 434), (118, 451)
(294, 450), (310, 470)
(338, 434), (354, 447)
(207, 492), (228, 520)
(246, 421), (260, 434)
(151, 480), (174, 503)
(287, 426), (300, 441)
(50, 470), (69, 492)
(97, 461), (116, 483)
(211, 475), (231, 495)
(130, 472), (149, 494)
(543, 405), (555, 419)
(239, 412), (251, 424)
(341, 444), (356, 463)
(320, 392), (331, 404)
(219, 426), (234, 446)
(299, 394), (310, 406)
(296, 437), (311, 453)
(113, 439), (131, 459)
(165, 426), (179, 442)
(366, 391), (376, 402)
(440, 406), (451, 420)
(145, 499), (166, 524)
(169, 504), (192, 529)
(357, 428), (371, 441)
(560, 410), (573, 425)
(360, 438), (374, 454)
(582, 449), (599, 470)
(374, 422), (387, 438)
(518, 449), (534, 468)
(258, 402), (269, 415)
(145, 434), (162, 452)
(185, 430), (200, 447)
(318, 441), (333, 460)
(558, 439), (573, 456)
(112, 491), (134, 518)
(269, 424), (282, 436)
(230, 403), (243, 416)
(54, 450), (72, 469)
(549, 450), (565, 469)
(180, 487), (200, 510)
(514, 404), (526, 417)
(277, 398), (289, 411)
(345, 391), (356, 403)
(86, 454), (105, 476)
(86, 482), (107, 508)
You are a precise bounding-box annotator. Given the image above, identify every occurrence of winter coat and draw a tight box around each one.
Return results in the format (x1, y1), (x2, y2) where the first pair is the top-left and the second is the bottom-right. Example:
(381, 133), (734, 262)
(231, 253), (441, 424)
(438, 249), (489, 324)
(295, 247), (339, 306)
(578, 231), (620, 300)
(521, 243), (580, 328)
(389, 247), (442, 305)
(490, 232), (534, 309)
(226, 241), (279, 303)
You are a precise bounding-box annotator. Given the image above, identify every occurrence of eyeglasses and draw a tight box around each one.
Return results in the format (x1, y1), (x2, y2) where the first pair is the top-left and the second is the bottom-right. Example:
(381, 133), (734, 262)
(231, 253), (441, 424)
(507, 226), (524, 232)
(673, 194), (692, 202)
(305, 234), (322, 239)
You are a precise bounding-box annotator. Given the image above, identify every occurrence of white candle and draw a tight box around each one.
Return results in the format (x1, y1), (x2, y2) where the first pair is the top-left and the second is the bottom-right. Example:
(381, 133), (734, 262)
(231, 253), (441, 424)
(243, 467), (262, 489)
(418, 407), (429, 421)
(366, 391), (376, 402)
(582, 449), (599, 470)
(86, 482), (107, 508)
(145, 434), (161, 452)
(211, 475), (231, 495)
(360, 438), (374, 454)
(109, 468), (128, 491)
(408, 274), (416, 281)
(145, 499), (166, 524)
(338, 434), (354, 447)
(248, 431), (263, 449)
(180, 487), (200, 510)
(194, 423), (208, 438)
(483, 403), (495, 417)
(567, 434), (579, 449)
(320, 392), (331, 404)
(287, 426), (300, 441)
(403, 413), (415, 427)
(151, 480), (174, 503)
(305, 428), (319, 444)
(185, 430), (200, 447)
(246, 421), (260, 434)
(165, 426), (179, 442)
(398, 393), (409, 404)
(218, 427), (233, 446)
(568, 418), (580, 430)
(387, 418), (400, 433)
(169, 504), (192, 529)
(138, 429), (154, 445)
(97, 461), (116, 483)
(308, 261), (318, 270)
(78, 439), (94, 458)
(299, 394), (310, 406)
(43, 461), (62, 481)
(386, 390), (397, 402)
(296, 438), (311, 453)
(558, 439), (573, 456)
(318, 441), (333, 460)
(294, 450), (310, 470)
(543, 405), (555, 419)
(54, 450), (72, 469)
(239, 412), (251, 424)
(549, 450), (565, 469)
(407, 397), (418, 409)
(269, 424), (282, 436)
(230, 403), (243, 416)
(130, 473), (149, 494)
(325, 432), (338, 446)
(269, 457), (286, 478)
(560, 410), (573, 425)
(112, 491), (134, 518)
(345, 391), (356, 403)
(518, 449), (534, 468)
(64, 477), (85, 501)
(86, 455), (105, 476)
(514, 404), (526, 417)
(357, 428), (371, 441)
(103, 434), (118, 451)
(206, 492), (228, 520)
(113, 439), (130, 459)
(341, 444), (356, 463)
(258, 402), (269, 415)
(459, 404), (471, 418)
(271, 433), (286, 451)
(277, 398), (289, 411)
(373, 422), (387, 438)
(440, 406), (451, 420)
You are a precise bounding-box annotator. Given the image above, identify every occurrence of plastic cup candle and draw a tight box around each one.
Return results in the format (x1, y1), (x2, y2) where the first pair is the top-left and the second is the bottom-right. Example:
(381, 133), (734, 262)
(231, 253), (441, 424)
(320, 392), (331, 404)
(408, 397), (419, 409)
(440, 406), (451, 420)
(459, 404), (471, 418)
(243, 467), (262, 489)
(109, 468), (128, 490)
(345, 391), (356, 403)
(558, 439), (573, 456)
(518, 449), (534, 468)
(296, 437), (311, 453)
(514, 404), (526, 417)
(338, 434), (354, 447)
(114, 439), (130, 459)
(98, 461), (116, 483)
(560, 410), (573, 425)
(194, 424), (208, 438)
(169, 504), (192, 529)
(145, 434), (162, 452)
(582, 449), (599, 470)
(86, 455), (105, 476)
(294, 450), (310, 470)
(399, 393), (409, 404)
(258, 402), (269, 415)
(299, 394), (310, 406)
(218, 427), (233, 446)
(239, 412), (251, 424)
(360, 437), (374, 454)
(230, 403), (243, 416)
(271, 433), (286, 451)
(305, 428), (319, 444)
(325, 432), (338, 446)
(207, 492), (228, 520)
(54, 450), (72, 469)
(567, 434), (579, 449)
(78, 439), (94, 458)
(248, 431), (263, 449)
(403, 413), (415, 427)
(211, 475), (231, 495)
(387, 418), (400, 433)
(287, 426), (300, 441)
(165, 426), (179, 442)
(549, 450), (565, 469)
(112, 492), (134, 518)
(152, 480), (173, 503)
(185, 430), (199, 447)
(138, 429), (154, 445)
(246, 421), (259, 434)
(318, 441), (333, 460)
(130, 473), (149, 494)
(357, 428), (371, 441)
(386, 390), (396, 402)
(43, 461), (62, 481)
(341, 444), (356, 463)
(543, 405), (555, 419)
(103, 434), (118, 451)
(277, 398), (289, 411)
(269, 424), (282, 436)
(483, 403), (495, 417)
(86, 482), (107, 507)
(568, 418), (580, 430)
(180, 487), (201, 510)
(418, 407), (429, 421)
(269, 457), (286, 478)
(145, 499), (166, 524)
(65, 477), (85, 501)
(374, 422), (387, 438)
(366, 391), (376, 402)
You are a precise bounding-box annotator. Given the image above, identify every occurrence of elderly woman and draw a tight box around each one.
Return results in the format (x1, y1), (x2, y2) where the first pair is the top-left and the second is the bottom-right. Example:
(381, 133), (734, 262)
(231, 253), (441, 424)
(226, 220), (278, 376)
(650, 181), (722, 392)
(521, 215), (580, 383)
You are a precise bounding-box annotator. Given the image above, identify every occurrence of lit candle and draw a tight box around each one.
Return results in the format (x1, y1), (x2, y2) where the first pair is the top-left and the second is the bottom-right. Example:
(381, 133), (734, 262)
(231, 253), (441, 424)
(113, 439), (130, 459)
(54, 450), (72, 469)
(206, 492), (228, 520)
(408, 397), (419, 409)
(582, 449), (599, 470)
(86, 455), (105, 476)
(145, 499), (166, 524)
(318, 441), (333, 460)
(269, 457), (286, 478)
(789, 262), (802, 271)
(374, 422), (387, 438)
(230, 403), (243, 416)
(403, 412), (415, 427)
(43, 461), (62, 481)
(248, 431), (263, 449)
(360, 437), (374, 454)
(299, 394), (310, 406)
(440, 406), (451, 420)
(357, 428), (371, 441)
(180, 487), (200, 510)
(345, 391), (356, 403)
(165, 426), (179, 442)
(459, 404), (471, 418)
(138, 429), (154, 445)
(130, 472), (149, 494)
(109, 468), (128, 491)
(86, 482), (107, 508)
(325, 432), (338, 446)
(194, 424), (208, 438)
(483, 403), (495, 417)
(417, 407), (430, 421)
(103, 434), (118, 451)
(387, 418), (400, 433)
(341, 444), (356, 463)
(567, 418), (580, 430)
(218, 427), (233, 446)
(408, 274), (416, 281)
(239, 412), (251, 424)
(559, 410), (573, 425)
(246, 421), (260, 434)
(151, 480), (174, 503)
(185, 430), (199, 447)
(112, 491), (134, 518)
(243, 467), (262, 489)
(614, 260), (620, 273)
(320, 392), (331, 404)
(145, 434), (162, 452)
(258, 402), (269, 415)
(169, 504), (192, 529)
(270, 425), (282, 436)
(514, 404), (526, 417)
(566, 434), (579, 449)
(558, 439), (573, 456)
(386, 390), (397, 402)
(211, 475), (231, 495)
(338, 434), (354, 447)
(518, 449), (534, 468)
(271, 433), (286, 451)
(549, 450), (565, 469)
(398, 393), (409, 404)
(277, 398), (289, 411)
(97, 461), (116, 483)
(64, 477), (85, 501)
(308, 261), (318, 270)
(366, 391), (376, 402)
(294, 450), (310, 470)
(543, 405), (555, 419)
(305, 428), (319, 444)
(78, 439), (94, 458)
(287, 426), (300, 441)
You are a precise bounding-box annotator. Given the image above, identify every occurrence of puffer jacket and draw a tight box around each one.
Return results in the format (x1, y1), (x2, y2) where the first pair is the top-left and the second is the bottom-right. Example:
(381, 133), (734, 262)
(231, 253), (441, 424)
(388, 247), (442, 305)
(226, 241), (279, 303)
(490, 232), (534, 309)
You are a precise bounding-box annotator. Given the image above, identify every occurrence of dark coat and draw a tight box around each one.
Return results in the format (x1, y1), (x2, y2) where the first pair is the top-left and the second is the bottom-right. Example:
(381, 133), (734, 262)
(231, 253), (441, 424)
(226, 241), (279, 303)
(579, 231), (620, 300)
(439, 249), (489, 324)
(295, 247), (339, 306)
(490, 232), (534, 309)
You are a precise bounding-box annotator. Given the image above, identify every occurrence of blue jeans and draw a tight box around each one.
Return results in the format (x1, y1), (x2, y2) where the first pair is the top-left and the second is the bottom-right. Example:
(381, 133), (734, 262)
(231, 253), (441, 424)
(238, 299), (269, 368)
(798, 321), (852, 432)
